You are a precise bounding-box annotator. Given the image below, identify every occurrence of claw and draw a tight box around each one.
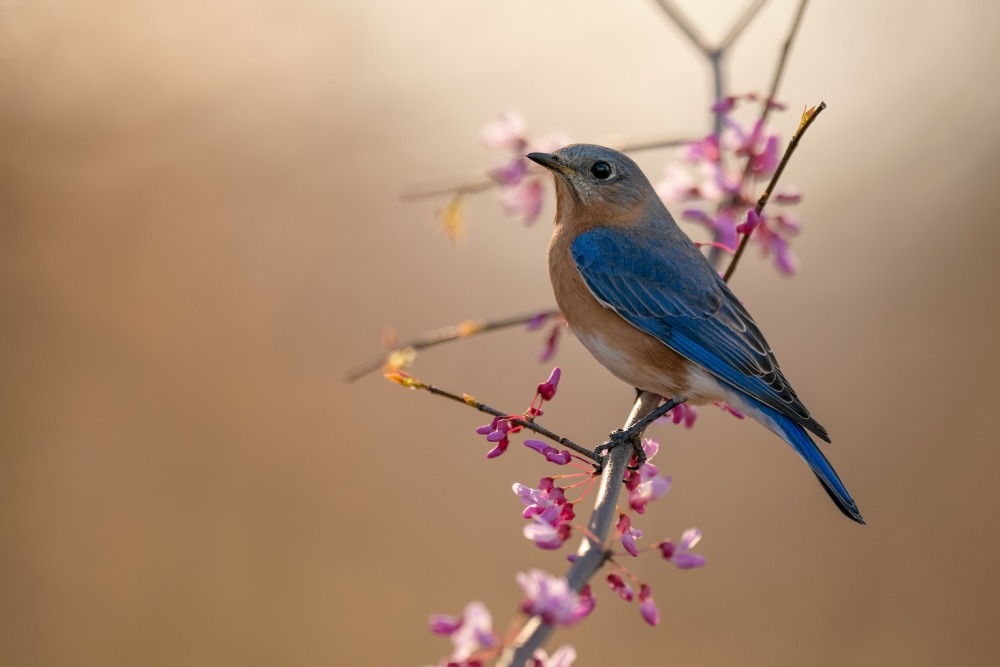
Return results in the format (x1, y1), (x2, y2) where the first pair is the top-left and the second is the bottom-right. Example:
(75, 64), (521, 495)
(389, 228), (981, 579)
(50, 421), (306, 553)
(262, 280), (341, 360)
(592, 427), (646, 474)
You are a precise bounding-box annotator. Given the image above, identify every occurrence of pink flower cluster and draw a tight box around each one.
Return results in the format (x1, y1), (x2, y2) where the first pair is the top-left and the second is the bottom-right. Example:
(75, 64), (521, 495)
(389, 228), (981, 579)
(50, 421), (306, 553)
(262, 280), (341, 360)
(428, 601), (498, 666)
(623, 439), (672, 514)
(428, 597), (578, 666)
(480, 112), (570, 224)
(604, 438), (705, 625)
(606, 522), (705, 626)
(656, 94), (804, 276)
(475, 367), (568, 459)
(516, 569), (596, 626)
(513, 477), (576, 550)
(475, 415), (521, 459)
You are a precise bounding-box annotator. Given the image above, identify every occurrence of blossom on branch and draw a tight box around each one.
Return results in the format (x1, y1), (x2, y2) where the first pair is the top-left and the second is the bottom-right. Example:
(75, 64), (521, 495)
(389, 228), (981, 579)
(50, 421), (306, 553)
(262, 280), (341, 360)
(428, 601), (498, 665)
(624, 439), (672, 514)
(513, 477), (575, 550)
(516, 569), (596, 626)
(658, 528), (707, 570)
(481, 111), (569, 225)
(656, 94), (805, 276)
(530, 644), (577, 667)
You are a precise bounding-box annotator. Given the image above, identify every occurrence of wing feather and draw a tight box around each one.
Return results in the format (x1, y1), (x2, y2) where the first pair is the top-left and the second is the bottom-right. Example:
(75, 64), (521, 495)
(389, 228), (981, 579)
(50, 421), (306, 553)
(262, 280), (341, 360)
(572, 227), (828, 441)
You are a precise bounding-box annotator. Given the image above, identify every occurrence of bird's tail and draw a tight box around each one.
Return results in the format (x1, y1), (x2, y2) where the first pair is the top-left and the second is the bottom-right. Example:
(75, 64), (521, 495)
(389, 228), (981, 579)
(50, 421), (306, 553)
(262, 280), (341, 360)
(753, 402), (865, 524)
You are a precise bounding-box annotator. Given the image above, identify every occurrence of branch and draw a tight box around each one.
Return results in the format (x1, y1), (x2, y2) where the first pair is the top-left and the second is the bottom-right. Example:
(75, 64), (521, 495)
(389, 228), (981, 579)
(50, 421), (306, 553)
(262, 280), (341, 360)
(707, 0), (808, 269)
(385, 372), (594, 460)
(400, 173), (495, 202)
(497, 392), (662, 666)
(718, 0), (770, 52)
(650, 0), (711, 54)
(400, 136), (692, 201)
(723, 101), (826, 283)
(756, 0), (809, 144)
(345, 309), (561, 382)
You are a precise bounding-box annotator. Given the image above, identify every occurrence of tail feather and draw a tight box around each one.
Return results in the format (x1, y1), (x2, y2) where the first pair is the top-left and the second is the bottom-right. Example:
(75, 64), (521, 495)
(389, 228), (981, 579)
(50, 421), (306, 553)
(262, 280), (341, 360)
(753, 402), (865, 524)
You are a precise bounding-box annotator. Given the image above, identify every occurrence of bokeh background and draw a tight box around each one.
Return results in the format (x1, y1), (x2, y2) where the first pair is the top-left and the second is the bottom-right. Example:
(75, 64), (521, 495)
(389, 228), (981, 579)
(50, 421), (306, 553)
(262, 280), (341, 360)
(2, 1), (999, 665)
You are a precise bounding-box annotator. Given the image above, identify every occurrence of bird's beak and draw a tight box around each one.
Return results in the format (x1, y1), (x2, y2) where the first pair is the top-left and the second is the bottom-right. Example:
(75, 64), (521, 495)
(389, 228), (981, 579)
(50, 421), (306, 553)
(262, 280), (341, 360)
(527, 152), (573, 176)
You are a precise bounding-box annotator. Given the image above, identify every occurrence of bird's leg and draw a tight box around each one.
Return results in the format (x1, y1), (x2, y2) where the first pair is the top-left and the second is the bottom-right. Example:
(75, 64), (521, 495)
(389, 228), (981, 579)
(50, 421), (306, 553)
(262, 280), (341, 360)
(593, 396), (686, 473)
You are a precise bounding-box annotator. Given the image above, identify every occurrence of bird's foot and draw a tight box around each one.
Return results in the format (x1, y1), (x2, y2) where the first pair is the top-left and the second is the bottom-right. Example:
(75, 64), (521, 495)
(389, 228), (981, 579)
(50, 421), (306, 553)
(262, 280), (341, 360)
(592, 427), (646, 474)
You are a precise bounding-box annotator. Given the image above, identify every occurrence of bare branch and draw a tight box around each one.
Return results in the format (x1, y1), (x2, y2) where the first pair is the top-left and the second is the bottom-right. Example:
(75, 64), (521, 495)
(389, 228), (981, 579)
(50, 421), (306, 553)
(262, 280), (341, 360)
(649, 0), (711, 53)
(723, 101), (826, 283)
(400, 136), (692, 202)
(718, 0), (771, 52)
(758, 0), (810, 135)
(346, 309), (561, 383)
(400, 173), (495, 202)
(384, 372), (595, 460)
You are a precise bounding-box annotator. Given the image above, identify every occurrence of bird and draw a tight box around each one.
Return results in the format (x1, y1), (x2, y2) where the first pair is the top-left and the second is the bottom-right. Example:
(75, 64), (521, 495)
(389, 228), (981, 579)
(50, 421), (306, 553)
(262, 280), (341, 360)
(527, 144), (864, 524)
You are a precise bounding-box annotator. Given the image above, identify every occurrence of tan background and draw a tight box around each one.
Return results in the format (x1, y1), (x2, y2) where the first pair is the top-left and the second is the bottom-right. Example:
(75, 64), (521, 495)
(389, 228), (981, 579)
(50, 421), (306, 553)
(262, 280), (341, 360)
(2, 1), (999, 665)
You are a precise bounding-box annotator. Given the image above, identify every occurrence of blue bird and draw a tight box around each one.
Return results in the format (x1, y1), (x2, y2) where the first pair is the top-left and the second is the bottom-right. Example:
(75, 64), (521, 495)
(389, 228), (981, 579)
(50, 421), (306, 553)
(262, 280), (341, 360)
(528, 144), (863, 524)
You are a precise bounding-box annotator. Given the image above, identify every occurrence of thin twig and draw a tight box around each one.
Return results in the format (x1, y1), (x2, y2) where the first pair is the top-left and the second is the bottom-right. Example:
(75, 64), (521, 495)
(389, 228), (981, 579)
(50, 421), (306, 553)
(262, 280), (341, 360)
(498, 393), (663, 667)
(400, 174), (495, 202)
(345, 309), (562, 382)
(385, 373), (594, 460)
(718, 0), (770, 52)
(757, 0), (809, 145)
(723, 101), (826, 283)
(400, 136), (693, 202)
(650, 0), (711, 53)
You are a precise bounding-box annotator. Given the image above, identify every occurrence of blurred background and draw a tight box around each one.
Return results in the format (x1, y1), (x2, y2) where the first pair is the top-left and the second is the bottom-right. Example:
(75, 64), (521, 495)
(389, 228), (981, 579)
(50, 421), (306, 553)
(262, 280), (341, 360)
(2, 1), (999, 665)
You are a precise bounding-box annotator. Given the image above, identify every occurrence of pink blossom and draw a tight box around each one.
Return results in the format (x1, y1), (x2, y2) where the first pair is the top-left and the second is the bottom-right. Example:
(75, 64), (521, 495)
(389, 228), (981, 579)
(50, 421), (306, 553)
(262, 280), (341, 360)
(523, 519), (570, 550)
(513, 478), (575, 549)
(489, 157), (528, 186)
(655, 164), (699, 204)
(716, 401), (746, 419)
(498, 177), (545, 223)
(523, 440), (572, 465)
(530, 645), (577, 667)
(538, 321), (563, 363)
(617, 512), (643, 557)
(657, 401), (698, 428)
(606, 573), (634, 601)
(429, 601), (497, 662)
(516, 570), (595, 626)
(684, 133), (720, 164)
(773, 188), (802, 205)
(737, 208), (761, 235)
(623, 439), (672, 514)
(627, 464), (672, 515)
(480, 111), (527, 152)
(476, 416), (519, 459)
(755, 222), (799, 276)
(683, 207), (739, 252)
(525, 312), (552, 331)
(536, 367), (561, 400)
(655, 97), (808, 278)
(638, 584), (660, 626)
(658, 528), (707, 570)
(481, 112), (569, 226)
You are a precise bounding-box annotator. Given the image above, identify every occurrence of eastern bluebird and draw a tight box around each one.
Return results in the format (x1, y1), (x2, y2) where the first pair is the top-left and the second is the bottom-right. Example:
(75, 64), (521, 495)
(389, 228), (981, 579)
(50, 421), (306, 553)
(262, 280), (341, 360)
(527, 144), (863, 524)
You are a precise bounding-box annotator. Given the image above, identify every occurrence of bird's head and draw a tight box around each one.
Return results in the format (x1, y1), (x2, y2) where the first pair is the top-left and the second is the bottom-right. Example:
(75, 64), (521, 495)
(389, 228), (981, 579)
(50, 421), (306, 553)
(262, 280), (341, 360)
(527, 144), (656, 222)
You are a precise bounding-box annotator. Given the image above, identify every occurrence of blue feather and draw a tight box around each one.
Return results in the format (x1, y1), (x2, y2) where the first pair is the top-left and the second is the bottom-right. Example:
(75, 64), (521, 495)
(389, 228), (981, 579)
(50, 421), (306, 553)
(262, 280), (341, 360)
(747, 398), (864, 523)
(572, 226), (829, 440)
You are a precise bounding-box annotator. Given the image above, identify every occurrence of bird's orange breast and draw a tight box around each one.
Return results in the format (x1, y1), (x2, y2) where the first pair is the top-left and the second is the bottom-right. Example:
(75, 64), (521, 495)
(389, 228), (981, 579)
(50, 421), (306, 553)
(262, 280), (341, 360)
(548, 223), (725, 403)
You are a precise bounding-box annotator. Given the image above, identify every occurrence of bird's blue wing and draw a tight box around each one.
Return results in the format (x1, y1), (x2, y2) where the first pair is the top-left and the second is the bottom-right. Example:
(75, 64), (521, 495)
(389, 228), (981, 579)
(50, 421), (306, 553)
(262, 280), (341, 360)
(572, 226), (828, 440)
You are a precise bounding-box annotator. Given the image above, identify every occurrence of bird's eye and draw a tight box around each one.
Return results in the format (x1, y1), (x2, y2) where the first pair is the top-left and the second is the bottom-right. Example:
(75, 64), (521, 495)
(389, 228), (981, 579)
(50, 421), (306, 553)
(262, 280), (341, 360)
(590, 161), (613, 180)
